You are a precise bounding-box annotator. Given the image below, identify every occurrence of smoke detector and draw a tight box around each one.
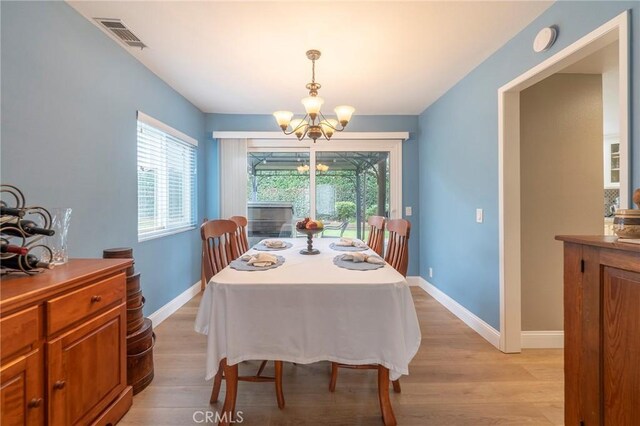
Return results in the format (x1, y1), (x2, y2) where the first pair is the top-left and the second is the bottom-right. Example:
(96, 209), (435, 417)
(94, 18), (146, 50)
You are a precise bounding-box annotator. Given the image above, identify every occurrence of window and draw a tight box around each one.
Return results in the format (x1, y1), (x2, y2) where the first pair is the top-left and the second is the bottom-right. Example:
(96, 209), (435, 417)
(137, 112), (197, 241)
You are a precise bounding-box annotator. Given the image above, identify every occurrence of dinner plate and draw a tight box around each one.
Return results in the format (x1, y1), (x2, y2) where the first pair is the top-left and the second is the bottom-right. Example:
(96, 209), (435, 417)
(253, 241), (293, 251)
(329, 242), (368, 252)
(229, 255), (286, 271)
(333, 254), (385, 271)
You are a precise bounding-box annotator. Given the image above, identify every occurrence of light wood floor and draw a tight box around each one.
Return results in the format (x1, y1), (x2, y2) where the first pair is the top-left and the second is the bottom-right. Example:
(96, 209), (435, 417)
(120, 287), (564, 425)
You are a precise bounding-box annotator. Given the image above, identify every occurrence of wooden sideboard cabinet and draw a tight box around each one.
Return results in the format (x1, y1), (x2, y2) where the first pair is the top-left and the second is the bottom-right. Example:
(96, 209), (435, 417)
(1, 259), (133, 426)
(557, 236), (640, 425)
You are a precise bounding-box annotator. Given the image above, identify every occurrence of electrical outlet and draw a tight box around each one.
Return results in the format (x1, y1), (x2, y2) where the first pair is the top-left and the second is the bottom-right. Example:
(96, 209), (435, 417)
(405, 206), (412, 216)
(428, 267), (433, 278)
(476, 208), (484, 223)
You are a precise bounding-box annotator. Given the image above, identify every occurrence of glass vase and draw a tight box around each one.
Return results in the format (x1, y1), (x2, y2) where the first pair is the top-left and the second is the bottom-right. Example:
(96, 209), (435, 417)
(48, 208), (72, 265)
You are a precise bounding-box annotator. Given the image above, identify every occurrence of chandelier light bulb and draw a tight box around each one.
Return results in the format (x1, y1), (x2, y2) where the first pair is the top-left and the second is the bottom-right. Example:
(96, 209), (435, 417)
(289, 118), (307, 137)
(273, 111), (293, 130)
(302, 96), (324, 117)
(320, 119), (339, 138)
(334, 105), (355, 126)
(316, 163), (329, 172)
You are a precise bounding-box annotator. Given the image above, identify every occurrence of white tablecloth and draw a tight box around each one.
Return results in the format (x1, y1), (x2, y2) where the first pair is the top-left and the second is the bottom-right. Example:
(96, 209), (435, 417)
(194, 238), (421, 381)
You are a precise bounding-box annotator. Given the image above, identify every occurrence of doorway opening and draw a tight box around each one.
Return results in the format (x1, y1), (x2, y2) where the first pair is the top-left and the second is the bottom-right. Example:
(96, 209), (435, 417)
(498, 11), (630, 353)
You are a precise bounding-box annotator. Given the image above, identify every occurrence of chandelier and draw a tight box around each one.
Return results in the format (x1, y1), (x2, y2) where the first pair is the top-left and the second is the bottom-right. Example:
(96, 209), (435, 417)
(273, 50), (355, 143)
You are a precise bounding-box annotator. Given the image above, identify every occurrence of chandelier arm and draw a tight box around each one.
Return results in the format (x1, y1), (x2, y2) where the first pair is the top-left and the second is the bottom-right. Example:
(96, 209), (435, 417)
(280, 114), (310, 136)
(318, 111), (346, 132)
(318, 111), (332, 127)
(294, 114), (310, 133)
(299, 126), (310, 141)
(319, 126), (331, 141)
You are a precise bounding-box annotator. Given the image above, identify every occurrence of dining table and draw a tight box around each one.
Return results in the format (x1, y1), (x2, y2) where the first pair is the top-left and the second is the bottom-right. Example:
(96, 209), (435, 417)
(195, 237), (421, 425)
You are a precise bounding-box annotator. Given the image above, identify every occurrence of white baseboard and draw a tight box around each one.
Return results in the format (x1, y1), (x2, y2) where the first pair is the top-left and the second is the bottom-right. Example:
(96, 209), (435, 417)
(415, 277), (501, 349)
(521, 331), (564, 349)
(148, 281), (201, 328)
(406, 276), (421, 286)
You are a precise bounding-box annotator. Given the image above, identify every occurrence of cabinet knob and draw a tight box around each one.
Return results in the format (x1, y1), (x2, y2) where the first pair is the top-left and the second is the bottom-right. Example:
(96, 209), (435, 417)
(27, 398), (43, 408)
(53, 380), (66, 390)
(91, 295), (102, 303)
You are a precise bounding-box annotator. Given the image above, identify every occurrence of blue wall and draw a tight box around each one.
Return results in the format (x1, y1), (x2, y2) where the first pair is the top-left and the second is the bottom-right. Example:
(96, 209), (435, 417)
(1, 1), (207, 315)
(205, 114), (421, 275)
(418, 1), (639, 329)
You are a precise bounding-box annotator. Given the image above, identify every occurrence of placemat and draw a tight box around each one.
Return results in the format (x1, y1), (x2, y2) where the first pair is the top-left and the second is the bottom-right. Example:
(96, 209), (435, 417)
(230, 255), (286, 271)
(329, 242), (368, 252)
(333, 254), (385, 271)
(253, 241), (294, 251)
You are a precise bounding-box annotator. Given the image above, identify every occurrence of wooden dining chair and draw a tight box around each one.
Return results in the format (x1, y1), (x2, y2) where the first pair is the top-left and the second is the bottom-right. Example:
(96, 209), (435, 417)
(200, 217), (209, 291)
(366, 215), (386, 256)
(201, 219), (285, 409)
(201, 219), (239, 289)
(230, 215), (250, 254)
(329, 218), (411, 395)
(385, 219), (411, 277)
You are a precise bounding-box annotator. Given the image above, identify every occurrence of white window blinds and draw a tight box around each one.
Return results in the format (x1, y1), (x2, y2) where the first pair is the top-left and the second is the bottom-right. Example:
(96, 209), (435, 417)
(137, 112), (197, 241)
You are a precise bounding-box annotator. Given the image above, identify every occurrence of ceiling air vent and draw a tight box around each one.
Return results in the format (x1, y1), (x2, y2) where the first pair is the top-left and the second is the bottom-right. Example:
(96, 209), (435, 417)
(94, 18), (147, 49)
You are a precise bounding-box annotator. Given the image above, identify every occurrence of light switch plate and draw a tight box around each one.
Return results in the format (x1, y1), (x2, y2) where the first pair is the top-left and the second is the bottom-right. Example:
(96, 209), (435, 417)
(428, 267), (433, 278)
(405, 206), (412, 216)
(476, 208), (484, 223)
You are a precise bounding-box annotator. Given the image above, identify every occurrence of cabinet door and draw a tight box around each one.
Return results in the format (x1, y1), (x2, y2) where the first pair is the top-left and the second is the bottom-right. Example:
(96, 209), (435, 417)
(0, 349), (44, 426)
(604, 136), (620, 189)
(603, 267), (640, 425)
(47, 304), (126, 426)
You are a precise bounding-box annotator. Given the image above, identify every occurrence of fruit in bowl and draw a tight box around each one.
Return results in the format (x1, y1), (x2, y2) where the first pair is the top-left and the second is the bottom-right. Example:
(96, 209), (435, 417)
(296, 217), (324, 231)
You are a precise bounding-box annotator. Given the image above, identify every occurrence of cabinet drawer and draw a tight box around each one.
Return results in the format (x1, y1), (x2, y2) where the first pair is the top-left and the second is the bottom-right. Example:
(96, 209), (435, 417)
(46, 273), (125, 335)
(1, 306), (41, 362)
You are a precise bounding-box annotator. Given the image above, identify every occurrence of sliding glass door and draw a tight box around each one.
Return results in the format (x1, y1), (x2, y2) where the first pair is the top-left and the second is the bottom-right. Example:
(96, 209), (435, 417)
(315, 151), (389, 240)
(246, 151), (309, 246)
(245, 139), (401, 243)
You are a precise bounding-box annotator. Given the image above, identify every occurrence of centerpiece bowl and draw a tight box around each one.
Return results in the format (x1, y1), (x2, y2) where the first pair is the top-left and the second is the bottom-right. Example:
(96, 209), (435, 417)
(297, 227), (323, 255)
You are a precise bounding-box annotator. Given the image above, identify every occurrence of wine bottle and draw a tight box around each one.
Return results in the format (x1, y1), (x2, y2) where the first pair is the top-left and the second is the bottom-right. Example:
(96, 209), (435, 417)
(0, 241), (29, 256)
(1, 220), (55, 237)
(0, 253), (54, 271)
(0, 206), (25, 218)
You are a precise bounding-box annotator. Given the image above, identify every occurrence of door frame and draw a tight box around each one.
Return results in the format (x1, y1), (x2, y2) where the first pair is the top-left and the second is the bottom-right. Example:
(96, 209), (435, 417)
(498, 11), (630, 352)
(244, 137), (404, 222)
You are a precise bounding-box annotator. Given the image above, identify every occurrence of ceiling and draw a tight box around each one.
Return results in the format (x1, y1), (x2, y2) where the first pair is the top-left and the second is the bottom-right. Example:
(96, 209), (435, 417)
(68, 1), (553, 115)
(560, 41), (618, 74)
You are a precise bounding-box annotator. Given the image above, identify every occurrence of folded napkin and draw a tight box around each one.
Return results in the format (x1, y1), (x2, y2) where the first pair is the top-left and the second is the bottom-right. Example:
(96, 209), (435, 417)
(264, 240), (285, 248)
(240, 253), (278, 267)
(342, 253), (385, 265)
(335, 238), (366, 248)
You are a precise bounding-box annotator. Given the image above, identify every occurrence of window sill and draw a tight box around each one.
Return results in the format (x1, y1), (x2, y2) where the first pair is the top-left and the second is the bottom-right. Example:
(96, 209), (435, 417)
(138, 225), (197, 243)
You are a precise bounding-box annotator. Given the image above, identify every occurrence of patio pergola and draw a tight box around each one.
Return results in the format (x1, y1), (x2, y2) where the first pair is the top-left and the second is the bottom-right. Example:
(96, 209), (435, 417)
(248, 151), (388, 239)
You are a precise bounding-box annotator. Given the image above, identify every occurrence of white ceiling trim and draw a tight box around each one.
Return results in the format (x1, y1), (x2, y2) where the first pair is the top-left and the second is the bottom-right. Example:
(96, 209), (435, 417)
(211, 131), (409, 141)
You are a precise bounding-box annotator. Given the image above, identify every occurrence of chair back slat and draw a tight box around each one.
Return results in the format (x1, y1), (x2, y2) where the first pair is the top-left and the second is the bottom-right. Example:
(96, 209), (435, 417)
(201, 219), (240, 284)
(230, 215), (250, 254)
(385, 219), (411, 277)
(366, 216), (386, 257)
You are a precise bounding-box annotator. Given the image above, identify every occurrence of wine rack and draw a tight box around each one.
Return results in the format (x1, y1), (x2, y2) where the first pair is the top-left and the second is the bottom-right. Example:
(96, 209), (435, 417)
(1, 184), (55, 275)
